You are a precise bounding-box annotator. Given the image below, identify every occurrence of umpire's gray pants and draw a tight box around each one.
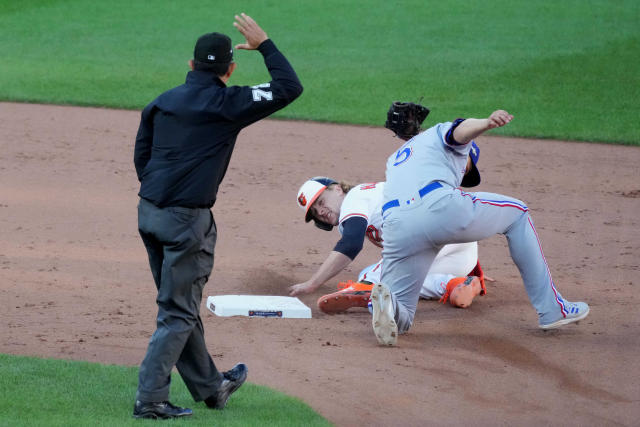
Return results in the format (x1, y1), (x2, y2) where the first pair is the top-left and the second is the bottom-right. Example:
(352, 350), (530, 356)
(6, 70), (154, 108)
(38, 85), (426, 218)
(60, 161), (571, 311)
(136, 198), (223, 402)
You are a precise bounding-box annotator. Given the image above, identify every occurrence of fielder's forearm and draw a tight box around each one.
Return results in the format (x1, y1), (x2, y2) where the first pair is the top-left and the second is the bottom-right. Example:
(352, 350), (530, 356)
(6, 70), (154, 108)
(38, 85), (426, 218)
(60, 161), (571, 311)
(308, 251), (352, 288)
(452, 118), (491, 145)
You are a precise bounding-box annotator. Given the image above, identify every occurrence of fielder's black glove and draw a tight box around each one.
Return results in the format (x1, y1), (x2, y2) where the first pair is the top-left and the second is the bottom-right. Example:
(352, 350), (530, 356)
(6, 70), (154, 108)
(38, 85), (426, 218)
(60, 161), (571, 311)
(384, 101), (430, 140)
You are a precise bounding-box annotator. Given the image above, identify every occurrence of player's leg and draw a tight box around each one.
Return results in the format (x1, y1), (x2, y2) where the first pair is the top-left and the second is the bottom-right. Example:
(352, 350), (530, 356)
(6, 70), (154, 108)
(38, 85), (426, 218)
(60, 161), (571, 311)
(379, 247), (436, 334)
(423, 241), (481, 303)
(358, 260), (382, 283)
(430, 190), (588, 327)
(380, 210), (438, 334)
(428, 242), (478, 276)
(360, 243), (476, 285)
(358, 260), (463, 304)
(497, 204), (588, 328)
(363, 244), (478, 301)
(418, 273), (455, 299)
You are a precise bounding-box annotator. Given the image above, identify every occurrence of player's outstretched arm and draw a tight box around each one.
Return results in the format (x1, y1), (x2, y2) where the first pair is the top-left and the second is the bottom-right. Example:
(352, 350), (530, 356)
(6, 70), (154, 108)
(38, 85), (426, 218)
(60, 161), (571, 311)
(233, 13), (268, 50)
(288, 251), (352, 296)
(452, 110), (513, 145)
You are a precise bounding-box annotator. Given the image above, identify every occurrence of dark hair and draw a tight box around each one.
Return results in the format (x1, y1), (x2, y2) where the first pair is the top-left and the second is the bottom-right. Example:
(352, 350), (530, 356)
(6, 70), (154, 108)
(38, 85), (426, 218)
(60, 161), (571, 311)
(193, 60), (232, 76)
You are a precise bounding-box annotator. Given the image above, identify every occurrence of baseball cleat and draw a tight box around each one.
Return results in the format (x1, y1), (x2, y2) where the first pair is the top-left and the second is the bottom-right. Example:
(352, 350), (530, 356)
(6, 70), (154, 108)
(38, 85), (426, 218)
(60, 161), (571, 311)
(439, 276), (482, 308)
(317, 280), (373, 314)
(469, 261), (487, 295)
(371, 283), (397, 346)
(539, 301), (590, 330)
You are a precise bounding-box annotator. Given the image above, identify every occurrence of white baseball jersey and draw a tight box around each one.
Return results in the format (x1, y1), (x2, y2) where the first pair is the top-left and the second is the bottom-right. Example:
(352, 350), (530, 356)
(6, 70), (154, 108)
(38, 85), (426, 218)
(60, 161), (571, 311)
(338, 182), (385, 247)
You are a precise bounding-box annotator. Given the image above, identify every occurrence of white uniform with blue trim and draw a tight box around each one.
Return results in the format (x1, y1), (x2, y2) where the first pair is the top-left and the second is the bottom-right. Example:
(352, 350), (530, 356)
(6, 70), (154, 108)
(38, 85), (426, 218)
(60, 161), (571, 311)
(337, 182), (478, 299)
(381, 122), (571, 332)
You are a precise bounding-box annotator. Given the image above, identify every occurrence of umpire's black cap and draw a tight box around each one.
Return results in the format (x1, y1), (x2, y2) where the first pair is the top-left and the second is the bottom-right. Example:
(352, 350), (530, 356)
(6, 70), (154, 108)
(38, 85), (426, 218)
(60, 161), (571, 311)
(194, 32), (233, 65)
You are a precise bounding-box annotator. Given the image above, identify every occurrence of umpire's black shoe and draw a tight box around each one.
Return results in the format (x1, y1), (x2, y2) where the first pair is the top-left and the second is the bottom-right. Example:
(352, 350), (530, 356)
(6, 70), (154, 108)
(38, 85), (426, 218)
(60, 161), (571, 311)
(204, 363), (248, 410)
(133, 400), (193, 419)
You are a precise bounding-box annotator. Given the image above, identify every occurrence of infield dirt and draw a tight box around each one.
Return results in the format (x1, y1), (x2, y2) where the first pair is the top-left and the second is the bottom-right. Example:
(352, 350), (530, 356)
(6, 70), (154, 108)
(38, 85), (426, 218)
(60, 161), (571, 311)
(1, 102), (639, 426)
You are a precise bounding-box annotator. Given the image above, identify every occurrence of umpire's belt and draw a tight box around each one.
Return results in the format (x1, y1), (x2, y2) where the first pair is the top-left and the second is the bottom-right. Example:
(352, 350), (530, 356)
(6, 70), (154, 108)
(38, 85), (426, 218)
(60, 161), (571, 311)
(381, 182), (443, 215)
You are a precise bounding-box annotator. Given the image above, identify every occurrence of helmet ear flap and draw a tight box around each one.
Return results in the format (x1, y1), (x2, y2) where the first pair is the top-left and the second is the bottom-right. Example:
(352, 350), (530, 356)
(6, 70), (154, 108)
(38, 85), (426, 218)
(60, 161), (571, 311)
(313, 218), (334, 231)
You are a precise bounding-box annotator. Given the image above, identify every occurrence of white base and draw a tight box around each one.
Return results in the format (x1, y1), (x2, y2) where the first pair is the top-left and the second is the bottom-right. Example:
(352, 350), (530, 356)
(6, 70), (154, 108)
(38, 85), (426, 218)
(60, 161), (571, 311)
(206, 295), (312, 318)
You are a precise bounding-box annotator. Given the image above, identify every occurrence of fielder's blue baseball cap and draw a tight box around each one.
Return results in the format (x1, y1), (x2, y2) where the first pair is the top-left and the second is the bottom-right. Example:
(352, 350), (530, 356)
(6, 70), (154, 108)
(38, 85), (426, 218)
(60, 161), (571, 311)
(460, 141), (480, 187)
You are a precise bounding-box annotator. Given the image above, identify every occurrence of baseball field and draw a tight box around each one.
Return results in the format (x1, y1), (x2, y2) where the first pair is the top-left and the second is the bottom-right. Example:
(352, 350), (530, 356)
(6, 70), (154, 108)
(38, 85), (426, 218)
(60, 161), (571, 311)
(1, 1), (639, 426)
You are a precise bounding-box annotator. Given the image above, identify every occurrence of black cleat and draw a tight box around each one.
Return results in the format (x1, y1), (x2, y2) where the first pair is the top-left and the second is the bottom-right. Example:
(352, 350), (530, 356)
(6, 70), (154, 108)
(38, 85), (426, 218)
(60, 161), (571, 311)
(204, 363), (248, 410)
(133, 400), (193, 419)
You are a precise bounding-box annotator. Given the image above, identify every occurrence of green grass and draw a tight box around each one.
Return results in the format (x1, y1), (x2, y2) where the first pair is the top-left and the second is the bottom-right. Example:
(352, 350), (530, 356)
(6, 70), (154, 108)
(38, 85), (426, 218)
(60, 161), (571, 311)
(0, 0), (639, 144)
(0, 354), (331, 427)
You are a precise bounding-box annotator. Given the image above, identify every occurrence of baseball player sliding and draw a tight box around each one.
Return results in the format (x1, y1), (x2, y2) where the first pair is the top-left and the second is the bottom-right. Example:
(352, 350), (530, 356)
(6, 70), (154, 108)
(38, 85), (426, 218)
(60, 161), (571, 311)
(372, 103), (590, 346)
(290, 178), (488, 311)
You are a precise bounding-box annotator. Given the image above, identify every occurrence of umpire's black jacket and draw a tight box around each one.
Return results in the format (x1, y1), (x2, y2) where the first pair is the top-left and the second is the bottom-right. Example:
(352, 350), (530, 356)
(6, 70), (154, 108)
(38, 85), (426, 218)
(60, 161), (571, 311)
(134, 39), (303, 208)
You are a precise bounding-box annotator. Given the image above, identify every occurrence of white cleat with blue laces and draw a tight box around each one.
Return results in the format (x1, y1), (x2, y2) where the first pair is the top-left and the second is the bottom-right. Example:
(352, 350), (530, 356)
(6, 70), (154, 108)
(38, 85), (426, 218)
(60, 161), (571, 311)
(539, 301), (590, 330)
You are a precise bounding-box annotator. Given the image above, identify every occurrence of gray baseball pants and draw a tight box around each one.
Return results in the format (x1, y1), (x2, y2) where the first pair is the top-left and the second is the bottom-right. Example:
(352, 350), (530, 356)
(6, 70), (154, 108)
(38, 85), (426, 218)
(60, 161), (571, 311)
(381, 187), (569, 333)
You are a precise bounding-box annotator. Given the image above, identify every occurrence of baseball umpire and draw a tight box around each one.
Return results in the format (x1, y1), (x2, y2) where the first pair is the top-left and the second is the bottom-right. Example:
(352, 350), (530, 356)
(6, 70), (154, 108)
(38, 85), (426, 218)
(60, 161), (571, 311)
(132, 14), (302, 419)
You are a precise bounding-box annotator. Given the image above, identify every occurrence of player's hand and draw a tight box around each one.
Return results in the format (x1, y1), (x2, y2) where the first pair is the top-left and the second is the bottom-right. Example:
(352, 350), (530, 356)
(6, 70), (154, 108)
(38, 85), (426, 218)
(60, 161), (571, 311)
(289, 281), (318, 297)
(233, 13), (268, 50)
(486, 110), (513, 129)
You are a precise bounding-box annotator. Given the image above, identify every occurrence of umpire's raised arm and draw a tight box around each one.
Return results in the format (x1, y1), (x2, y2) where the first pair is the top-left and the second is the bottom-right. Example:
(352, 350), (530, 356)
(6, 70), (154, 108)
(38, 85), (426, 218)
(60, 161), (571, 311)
(222, 13), (303, 123)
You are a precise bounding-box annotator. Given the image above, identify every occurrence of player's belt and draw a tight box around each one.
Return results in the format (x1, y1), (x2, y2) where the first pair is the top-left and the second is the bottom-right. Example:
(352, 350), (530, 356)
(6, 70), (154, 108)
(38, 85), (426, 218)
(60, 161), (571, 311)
(381, 182), (443, 215)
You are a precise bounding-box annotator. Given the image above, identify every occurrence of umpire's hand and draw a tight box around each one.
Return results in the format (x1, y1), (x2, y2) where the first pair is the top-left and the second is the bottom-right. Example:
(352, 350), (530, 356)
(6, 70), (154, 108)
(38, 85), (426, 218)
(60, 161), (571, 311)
(233, 13), (268, 50)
